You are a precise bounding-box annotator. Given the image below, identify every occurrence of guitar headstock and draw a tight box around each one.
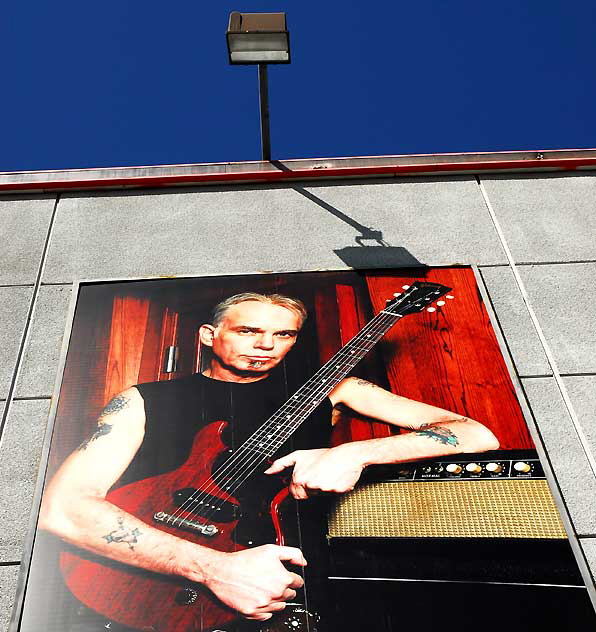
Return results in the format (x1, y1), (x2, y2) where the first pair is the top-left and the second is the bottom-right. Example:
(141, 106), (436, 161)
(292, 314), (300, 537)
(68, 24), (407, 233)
(383, 281), (453, 317)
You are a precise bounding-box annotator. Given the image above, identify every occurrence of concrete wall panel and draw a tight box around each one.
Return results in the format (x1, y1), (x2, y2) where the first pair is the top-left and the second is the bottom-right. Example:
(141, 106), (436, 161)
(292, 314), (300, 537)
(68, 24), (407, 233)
(15, 285), (72, 399)
(0, 196), (54, 285)
(0, 399), (50, 563)
(43, 178), (505, 283)
(480, 266), (551, 377)
(300, 178), (506, 265)
(519, 262), (596, 374)
(564, 375), (596, 463)
(0, 287), (33, 399)
(581, 539), (596, 586)
(0, 566), (19, 632)
(481, 173), (596, 264)
(522, 377), (596, 536)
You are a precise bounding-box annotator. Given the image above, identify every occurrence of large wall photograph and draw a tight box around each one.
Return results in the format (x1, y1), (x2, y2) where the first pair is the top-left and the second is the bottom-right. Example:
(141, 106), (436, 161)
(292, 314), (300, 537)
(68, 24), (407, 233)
(13, 267), (595, 632)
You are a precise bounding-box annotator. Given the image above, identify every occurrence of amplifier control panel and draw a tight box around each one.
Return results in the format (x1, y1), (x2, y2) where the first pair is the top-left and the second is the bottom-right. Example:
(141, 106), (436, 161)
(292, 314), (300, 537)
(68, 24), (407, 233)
(363, 452), (545, 482)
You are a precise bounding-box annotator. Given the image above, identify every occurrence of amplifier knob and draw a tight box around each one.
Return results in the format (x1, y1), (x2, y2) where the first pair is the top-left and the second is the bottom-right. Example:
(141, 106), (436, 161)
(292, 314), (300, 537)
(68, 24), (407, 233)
(446, 463), (462, 474)
(486, 462), (503, 473)
(465, 463), (482, 474)
(514, 461), (532, 473)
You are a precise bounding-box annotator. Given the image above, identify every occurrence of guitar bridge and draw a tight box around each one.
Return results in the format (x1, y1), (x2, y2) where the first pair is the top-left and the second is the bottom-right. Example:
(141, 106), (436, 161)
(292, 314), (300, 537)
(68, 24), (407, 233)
(153, 511), (218, 536)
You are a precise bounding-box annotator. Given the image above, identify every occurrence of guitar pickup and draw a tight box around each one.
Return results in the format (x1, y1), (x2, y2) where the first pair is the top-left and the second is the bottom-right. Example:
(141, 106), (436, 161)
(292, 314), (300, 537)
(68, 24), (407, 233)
(173, 487), (239, 522)
(153, 511), (218, 537)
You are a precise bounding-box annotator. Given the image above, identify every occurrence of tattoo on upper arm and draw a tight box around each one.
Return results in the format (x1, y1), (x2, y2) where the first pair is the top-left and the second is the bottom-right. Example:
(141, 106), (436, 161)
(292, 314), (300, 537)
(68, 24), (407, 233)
(415, 425), (459, 447)
(77, 423), (113, 450)
(77, 395), (130, 451)
(102, 518), (141, 550)
(98, 395), (130, 420)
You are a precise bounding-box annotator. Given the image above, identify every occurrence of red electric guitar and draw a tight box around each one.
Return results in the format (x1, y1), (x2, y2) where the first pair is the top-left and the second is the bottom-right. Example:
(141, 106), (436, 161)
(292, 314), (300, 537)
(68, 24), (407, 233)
(60, 281), (452, 632)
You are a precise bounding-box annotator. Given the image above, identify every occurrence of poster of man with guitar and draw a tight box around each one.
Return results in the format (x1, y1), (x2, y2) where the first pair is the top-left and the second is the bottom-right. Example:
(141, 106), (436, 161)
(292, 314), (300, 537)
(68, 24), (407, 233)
(18, 267), (562, 632)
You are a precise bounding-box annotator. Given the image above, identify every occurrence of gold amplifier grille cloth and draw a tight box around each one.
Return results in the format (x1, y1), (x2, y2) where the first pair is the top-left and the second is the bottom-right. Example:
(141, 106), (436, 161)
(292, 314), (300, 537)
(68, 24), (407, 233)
(327, 479), (566, 539)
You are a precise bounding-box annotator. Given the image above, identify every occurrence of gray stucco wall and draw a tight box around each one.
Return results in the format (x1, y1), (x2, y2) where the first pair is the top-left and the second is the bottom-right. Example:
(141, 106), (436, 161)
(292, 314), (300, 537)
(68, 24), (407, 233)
(2, 172), (596, 626)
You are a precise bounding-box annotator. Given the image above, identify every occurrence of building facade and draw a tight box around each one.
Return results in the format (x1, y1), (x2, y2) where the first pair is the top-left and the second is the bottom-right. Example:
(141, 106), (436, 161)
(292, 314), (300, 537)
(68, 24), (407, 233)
(2, 150), (596, 629)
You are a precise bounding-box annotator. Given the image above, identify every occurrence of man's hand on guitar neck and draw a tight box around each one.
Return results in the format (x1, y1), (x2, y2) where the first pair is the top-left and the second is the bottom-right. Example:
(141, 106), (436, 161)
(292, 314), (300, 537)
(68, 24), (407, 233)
(201, 544), (306, 621)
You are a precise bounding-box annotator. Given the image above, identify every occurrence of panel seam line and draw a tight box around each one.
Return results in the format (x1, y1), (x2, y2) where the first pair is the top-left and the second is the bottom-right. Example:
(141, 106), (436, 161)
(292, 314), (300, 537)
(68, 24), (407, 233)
(0, 194), (60, 445)
(476, 177), (596, 479)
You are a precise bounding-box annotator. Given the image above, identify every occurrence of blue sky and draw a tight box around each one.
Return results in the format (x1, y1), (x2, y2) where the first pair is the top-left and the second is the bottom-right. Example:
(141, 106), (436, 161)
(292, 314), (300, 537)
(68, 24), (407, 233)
(3, 1), (596, 171)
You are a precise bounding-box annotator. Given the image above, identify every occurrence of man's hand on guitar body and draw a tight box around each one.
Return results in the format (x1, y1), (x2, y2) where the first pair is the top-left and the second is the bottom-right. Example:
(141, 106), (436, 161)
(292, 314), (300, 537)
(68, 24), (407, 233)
(265, 445), (366, 499)
(201, 545), (306, 621)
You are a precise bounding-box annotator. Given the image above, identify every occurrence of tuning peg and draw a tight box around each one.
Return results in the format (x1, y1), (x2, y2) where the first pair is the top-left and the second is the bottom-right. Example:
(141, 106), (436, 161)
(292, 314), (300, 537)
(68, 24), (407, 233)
(402, 285), (410, 290)
(446, 295), (455, 299)
(386, 299), (392, 303)
(437, 300), (445, 306)
(427, 307), (436, 312)
(393, 292), (400, 297)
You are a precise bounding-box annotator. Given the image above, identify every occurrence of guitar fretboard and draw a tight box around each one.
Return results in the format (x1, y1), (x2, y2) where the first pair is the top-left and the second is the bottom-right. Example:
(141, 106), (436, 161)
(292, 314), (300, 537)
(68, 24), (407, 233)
(209, 281), (450, 491)
(238, 311), (401, 458)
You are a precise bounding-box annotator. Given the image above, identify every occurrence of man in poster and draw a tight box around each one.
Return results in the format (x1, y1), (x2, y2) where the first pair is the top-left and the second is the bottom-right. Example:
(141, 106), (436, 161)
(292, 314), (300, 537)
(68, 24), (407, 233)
(40, 292), (499, 631)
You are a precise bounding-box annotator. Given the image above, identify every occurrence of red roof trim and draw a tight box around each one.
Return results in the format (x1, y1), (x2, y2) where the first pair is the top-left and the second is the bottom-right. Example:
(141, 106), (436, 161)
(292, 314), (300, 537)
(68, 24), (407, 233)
(1, 156), (594, 193)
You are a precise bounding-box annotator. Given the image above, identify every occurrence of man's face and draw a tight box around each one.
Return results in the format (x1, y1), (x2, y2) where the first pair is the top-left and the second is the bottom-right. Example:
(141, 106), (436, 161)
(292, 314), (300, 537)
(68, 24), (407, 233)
(201, 301), (301, 378)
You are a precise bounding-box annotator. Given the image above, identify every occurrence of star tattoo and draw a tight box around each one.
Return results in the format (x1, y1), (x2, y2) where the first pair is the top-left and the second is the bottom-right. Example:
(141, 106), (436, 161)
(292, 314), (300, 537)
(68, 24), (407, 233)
(102, 518), (142, 550)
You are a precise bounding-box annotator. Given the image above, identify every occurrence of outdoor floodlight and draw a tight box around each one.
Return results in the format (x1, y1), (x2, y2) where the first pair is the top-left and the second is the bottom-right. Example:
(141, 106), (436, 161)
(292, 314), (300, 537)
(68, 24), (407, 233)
(226, 12), (291, 161)
(226, 12), (290, 64)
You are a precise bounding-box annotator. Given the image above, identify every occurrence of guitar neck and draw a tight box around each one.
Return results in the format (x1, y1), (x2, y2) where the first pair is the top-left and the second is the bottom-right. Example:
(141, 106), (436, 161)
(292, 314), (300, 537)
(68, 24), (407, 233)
(211, 280), (451, 489)
(239, 308), (402, 458)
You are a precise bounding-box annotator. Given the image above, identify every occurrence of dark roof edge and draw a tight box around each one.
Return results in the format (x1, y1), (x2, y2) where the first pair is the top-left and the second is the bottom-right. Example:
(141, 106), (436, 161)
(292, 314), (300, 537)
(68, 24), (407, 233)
(2, 149), (596, 194)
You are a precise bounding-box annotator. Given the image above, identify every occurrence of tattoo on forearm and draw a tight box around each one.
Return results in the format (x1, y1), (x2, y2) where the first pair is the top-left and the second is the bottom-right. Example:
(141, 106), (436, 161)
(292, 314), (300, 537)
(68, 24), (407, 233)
(356, 379), (378, 389)
(102, 518), (142, 550)
(415, 425), (459, 447)
(77, 395), (129, 451)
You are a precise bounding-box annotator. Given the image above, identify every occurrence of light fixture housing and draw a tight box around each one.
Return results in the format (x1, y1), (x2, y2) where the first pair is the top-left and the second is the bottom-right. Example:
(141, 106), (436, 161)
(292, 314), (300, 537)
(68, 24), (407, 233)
(226, 12), (290, 65)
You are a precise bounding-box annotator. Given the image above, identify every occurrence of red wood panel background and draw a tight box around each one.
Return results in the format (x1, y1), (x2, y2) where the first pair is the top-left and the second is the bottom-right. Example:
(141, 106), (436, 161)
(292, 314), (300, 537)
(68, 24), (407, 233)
(334, 284), (392, 443)
(50, 267), (533, 479)
(365, 268), (533, 450)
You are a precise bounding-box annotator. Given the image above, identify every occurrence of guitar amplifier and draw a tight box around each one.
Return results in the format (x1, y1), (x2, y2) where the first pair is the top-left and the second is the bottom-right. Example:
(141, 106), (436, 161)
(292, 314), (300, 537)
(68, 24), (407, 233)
(326, 450), (584, 586)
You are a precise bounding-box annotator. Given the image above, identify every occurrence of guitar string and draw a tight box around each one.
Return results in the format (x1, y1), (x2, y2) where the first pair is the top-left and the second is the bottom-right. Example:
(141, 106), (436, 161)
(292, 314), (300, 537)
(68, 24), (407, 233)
(165, 286), (446, 527)
(186, 301), (432, 526)
(165, 287), (443, 527)
(200, 284), (449, 512)
(189, 322), (394, 515)
(164, 311), (399, 526)
(165, 287), (444, 527)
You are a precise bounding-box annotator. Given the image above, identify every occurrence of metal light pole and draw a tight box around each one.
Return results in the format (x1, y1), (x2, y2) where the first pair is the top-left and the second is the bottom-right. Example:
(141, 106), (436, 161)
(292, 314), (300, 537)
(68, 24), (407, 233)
(226, 12), (291, 162)
(258, 64), (271, 161)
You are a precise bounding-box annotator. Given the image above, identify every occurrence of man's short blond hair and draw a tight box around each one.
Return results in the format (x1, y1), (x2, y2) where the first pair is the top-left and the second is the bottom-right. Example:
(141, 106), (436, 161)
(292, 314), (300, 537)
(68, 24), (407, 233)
(211, 292), (307, 328)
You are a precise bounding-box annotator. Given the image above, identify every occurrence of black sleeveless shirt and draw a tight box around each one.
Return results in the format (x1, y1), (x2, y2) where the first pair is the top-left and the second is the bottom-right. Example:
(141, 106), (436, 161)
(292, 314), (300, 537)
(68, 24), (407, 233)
(116, 371), (333, 488)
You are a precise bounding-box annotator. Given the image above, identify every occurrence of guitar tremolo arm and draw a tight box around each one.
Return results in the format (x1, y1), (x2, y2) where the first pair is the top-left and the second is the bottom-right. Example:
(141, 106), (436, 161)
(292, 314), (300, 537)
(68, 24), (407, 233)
(153, 511), (218, 536)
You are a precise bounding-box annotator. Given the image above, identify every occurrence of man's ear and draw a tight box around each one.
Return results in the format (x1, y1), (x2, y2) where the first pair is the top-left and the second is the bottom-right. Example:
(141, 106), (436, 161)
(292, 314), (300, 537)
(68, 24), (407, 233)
(199, 324), (216, 347)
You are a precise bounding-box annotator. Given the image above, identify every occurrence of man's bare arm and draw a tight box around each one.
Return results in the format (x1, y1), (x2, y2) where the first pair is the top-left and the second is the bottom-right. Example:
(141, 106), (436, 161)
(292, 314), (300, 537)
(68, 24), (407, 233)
(40, 387), (305, 621)
(41, 388), (208, 576)
(266, 377), (499, 498)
